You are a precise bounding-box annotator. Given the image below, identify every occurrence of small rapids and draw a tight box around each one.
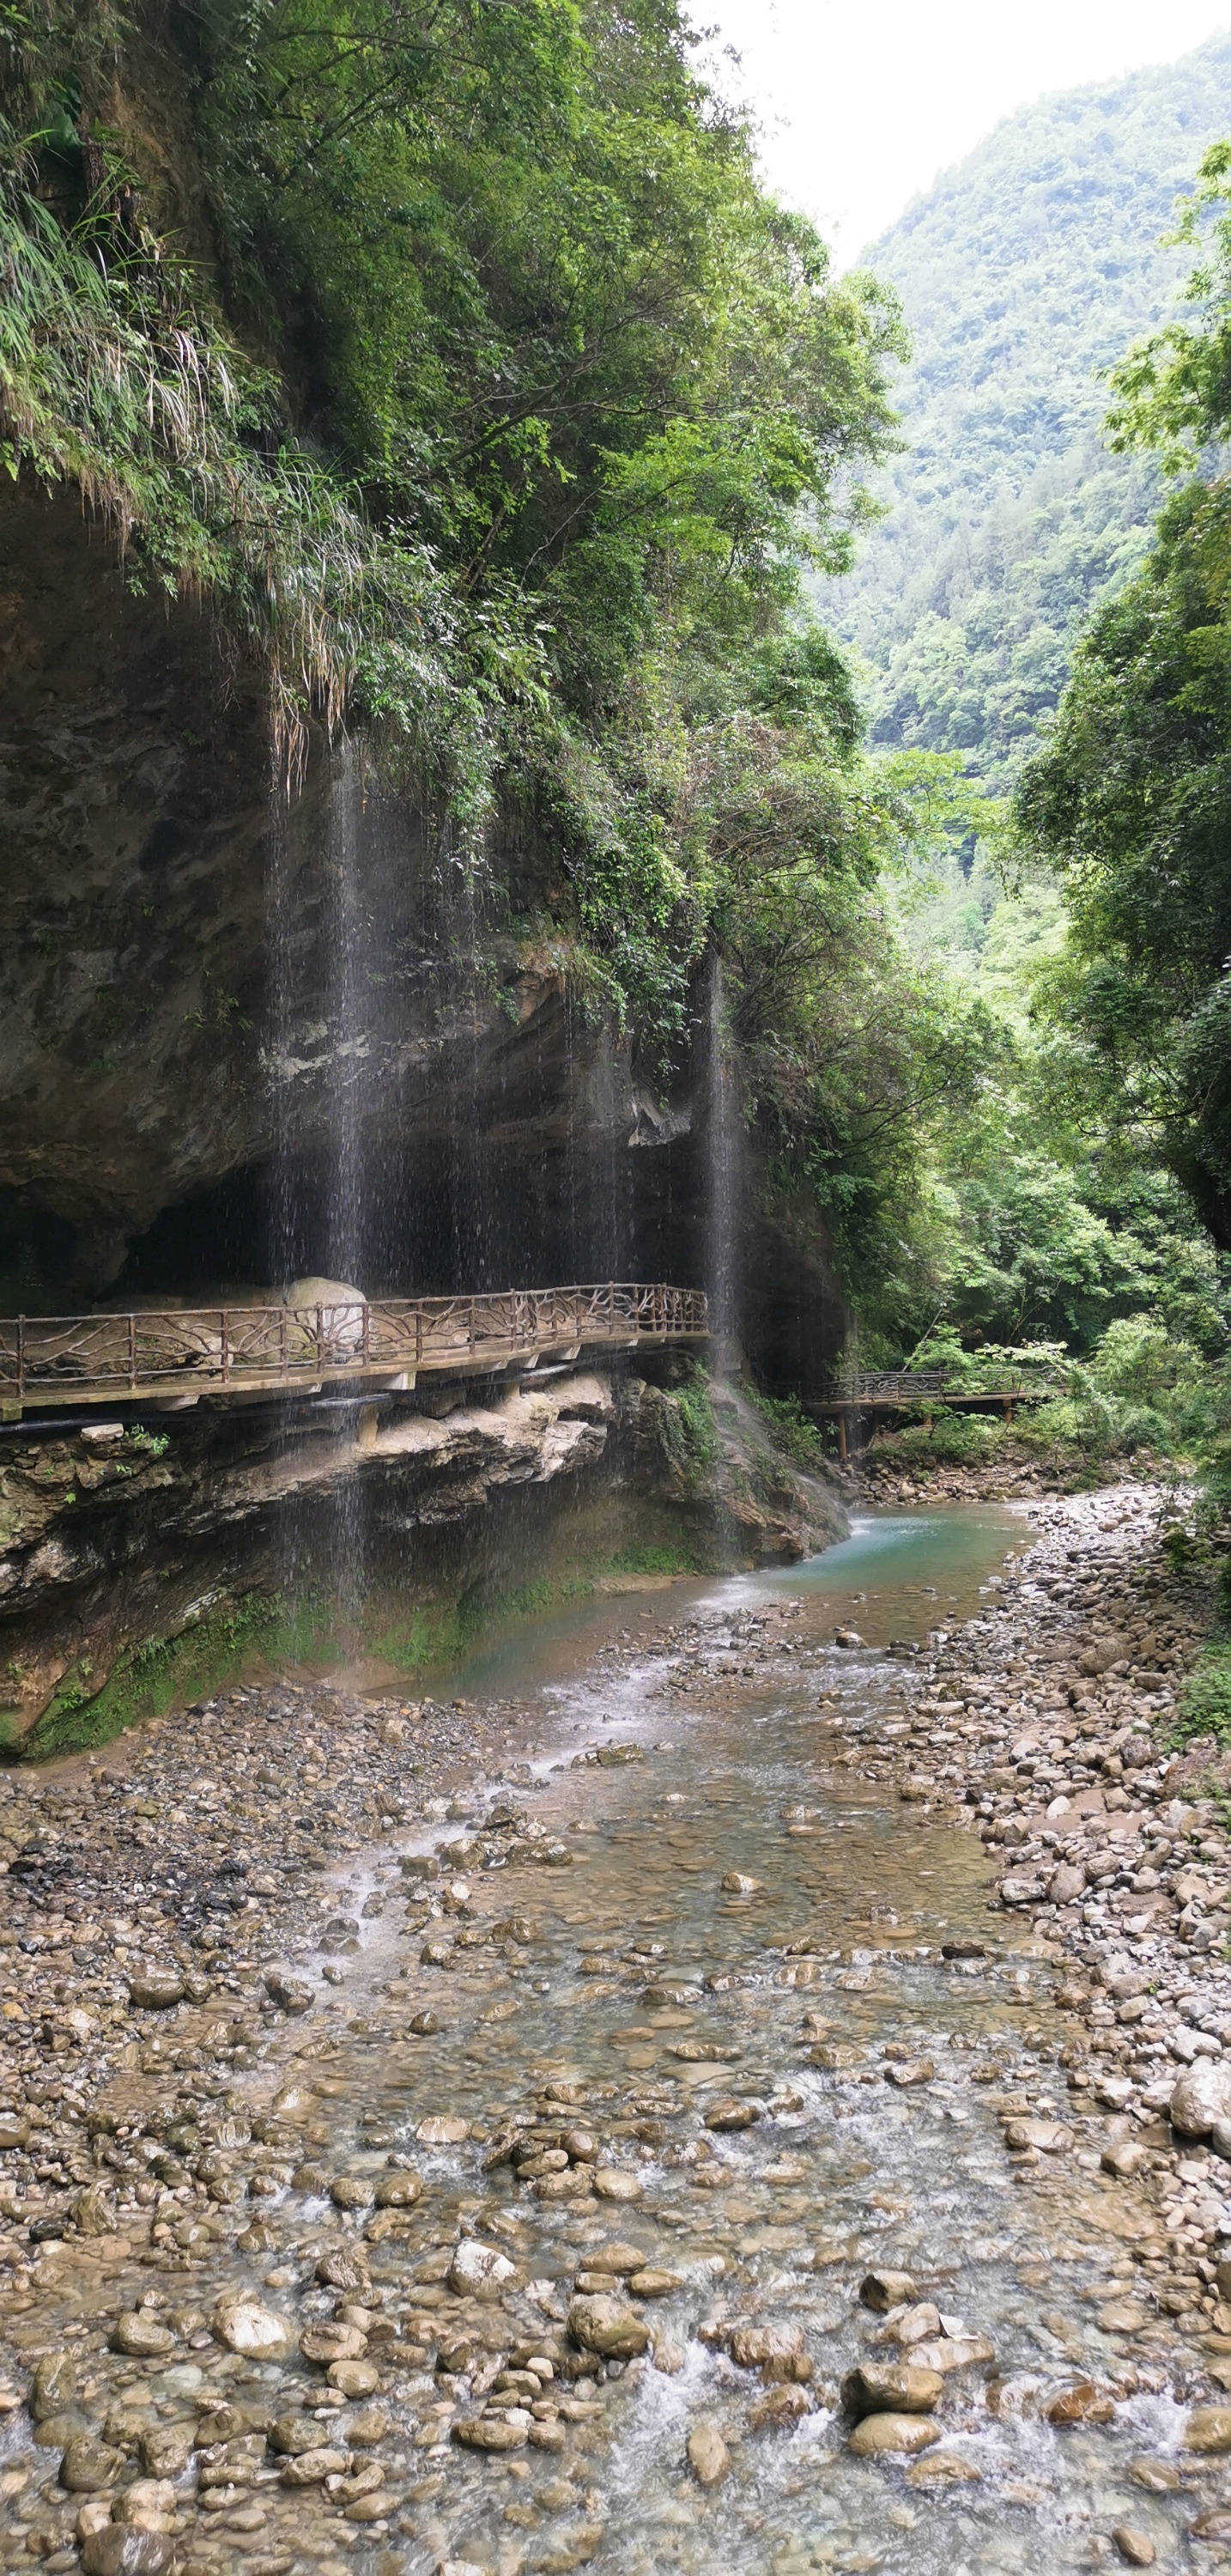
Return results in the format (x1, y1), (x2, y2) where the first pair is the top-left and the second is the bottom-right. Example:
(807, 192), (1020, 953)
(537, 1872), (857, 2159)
(1, 1507), (1217, 2576)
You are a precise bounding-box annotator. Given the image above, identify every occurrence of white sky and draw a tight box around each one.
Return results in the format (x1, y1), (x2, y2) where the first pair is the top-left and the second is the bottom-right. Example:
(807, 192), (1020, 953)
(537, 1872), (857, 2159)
(702, 1), (1231, 261)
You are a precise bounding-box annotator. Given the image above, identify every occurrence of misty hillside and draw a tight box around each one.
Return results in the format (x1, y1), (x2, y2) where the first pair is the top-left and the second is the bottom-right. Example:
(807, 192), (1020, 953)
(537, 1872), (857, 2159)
(834, 33), (1231, 788)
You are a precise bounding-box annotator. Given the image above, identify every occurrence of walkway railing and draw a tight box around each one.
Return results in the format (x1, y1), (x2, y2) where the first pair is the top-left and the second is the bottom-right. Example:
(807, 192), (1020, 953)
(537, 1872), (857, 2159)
(837, 1367), (1049, 1403)
(813, 1364), (1057, 1460)
(0, 1283), (709, 1416)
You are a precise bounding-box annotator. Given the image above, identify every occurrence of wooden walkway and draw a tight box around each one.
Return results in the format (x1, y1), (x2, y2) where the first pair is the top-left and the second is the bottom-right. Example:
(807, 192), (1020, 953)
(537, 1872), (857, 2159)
(811, 1368), (1053, 1460)
(0, 1283), (709, 1419)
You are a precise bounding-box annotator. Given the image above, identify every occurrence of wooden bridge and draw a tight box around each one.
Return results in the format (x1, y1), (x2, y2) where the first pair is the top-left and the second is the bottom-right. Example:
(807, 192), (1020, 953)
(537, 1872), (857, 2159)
(0, 1283), (709, 1419)
(812, 1367), (1054, 1460)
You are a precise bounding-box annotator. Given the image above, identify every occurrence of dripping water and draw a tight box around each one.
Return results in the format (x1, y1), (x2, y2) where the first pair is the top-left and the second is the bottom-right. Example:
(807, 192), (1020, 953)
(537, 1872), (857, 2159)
(706, 952), (742, 1375)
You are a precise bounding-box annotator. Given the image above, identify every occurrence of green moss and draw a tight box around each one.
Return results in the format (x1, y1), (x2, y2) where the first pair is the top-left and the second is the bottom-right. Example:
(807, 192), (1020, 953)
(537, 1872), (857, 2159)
(598, 1543), (699, 1576)
(22, 1588), (326, 1759)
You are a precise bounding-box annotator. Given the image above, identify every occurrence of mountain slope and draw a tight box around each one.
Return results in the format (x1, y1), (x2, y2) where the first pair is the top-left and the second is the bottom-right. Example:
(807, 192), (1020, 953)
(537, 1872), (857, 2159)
(833, 33), (1231, 788)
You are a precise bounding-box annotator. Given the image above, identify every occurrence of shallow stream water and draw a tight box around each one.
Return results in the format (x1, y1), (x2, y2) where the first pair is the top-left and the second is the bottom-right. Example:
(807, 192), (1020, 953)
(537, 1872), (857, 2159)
(7, 1507), (1214, 2576)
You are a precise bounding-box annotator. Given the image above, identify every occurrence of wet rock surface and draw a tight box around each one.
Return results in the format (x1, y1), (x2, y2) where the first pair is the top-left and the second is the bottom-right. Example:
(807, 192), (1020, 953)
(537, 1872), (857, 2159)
(2, 1486), (1231, 2571)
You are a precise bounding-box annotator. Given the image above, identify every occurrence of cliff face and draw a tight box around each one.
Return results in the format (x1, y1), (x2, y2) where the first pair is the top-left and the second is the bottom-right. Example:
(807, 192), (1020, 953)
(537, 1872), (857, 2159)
(0, 1366), (846, 1754)
(0, 449), (847, 1756)
(0, 470), (846, 1394)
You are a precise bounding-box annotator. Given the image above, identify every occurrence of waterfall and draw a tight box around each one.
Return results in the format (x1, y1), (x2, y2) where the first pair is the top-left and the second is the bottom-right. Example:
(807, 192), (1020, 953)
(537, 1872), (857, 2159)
(706, 954), (742, 1376)
(324, 737), (369, 1289)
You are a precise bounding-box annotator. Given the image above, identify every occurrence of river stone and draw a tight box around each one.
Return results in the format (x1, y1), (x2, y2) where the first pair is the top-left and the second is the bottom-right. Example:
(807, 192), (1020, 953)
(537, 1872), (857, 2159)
(1046, 2384), (1116, 2427)
(842, 2363), (943, 2417)
(1186, 2407), (1231, 2454)
(1102, 2142), (1147, 2180)
(317, 2249), (371, 2293)
(568, 2294), (651, 2360)
(73, 2188), (117, 2237)
(592, 2167), (643, 2199)
(60, 2437), (124, 2492)
(998, 1872), (1046, 1906)
(860, 2269), (917, 2313)
(849, 2412), (941, 2458)
(301, 2321), (368, 2363)
(583, 2242), (644, 2275)
(729, 2324), (811, 2383)
(448, 2240), (517, 2297)
(720, 1873), (761, 1894)
(1171, 2061), (1231, 2140)
(270, 2414), (329, 2455)
(885, 2060), (934, 2089)
(110, 2312), (175, 2358)
(328, 2360), (381, 2397)
(81, 2536), (174, 2576)
(282, 2446), (351, 2484)
(417, 2114), (470, 2145)
(1113, 2532), (1155, 2568)
(139, 2424), (192, 2479)
(750, 2384), (812, 2428)
(330, 2174), (375, 2210)
(348, 2407), (391, 2446)
(453, 2417), (527, 2451)
(1003, 2118), (1072, 2153)
(32, 2352), (76, 2419)
(890, 2303), (942, 2346)
(1050, 1862), (1088, 1905)
(909, 2336), (996, 2375)
(212, 2294), (291, 2357)
(264, 1971), (314, 2014)
(628, 2269), (681, 2298)
(1192, 2506), (1231, 2538)
(1098, 2300), (1147, 2335)
(374, 2169), (422, 2206)
(0, 2113), (31, 2151)
(1131, 2458), (1180, 2494)
(112, 2478), (176, 2531)
(906, 2451), (983, 2488)
(687, 2422), (730, 2486)
(126, 1971), (184, 2011)
(704, 2099), (761, 2132)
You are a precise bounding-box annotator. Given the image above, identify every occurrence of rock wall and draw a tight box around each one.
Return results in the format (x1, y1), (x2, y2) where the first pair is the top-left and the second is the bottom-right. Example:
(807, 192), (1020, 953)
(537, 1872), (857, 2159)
(0, 471), (848, 1753)
(0, 1364), (846, 1753)
(0, 475), (847, 1395)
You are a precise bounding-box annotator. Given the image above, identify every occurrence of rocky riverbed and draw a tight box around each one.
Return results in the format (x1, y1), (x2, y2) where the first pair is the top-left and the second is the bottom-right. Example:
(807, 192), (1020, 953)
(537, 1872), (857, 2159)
(2, 1490), (1231, 2574)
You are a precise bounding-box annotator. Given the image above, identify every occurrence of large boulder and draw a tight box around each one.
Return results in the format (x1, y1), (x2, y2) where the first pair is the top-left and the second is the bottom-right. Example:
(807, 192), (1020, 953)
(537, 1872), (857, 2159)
(1170, 2059), (1231, 2140)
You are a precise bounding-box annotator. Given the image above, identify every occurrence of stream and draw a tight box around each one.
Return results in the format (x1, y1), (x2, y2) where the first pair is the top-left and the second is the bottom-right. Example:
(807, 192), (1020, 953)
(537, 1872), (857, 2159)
(2, 1504), (1210, 2576)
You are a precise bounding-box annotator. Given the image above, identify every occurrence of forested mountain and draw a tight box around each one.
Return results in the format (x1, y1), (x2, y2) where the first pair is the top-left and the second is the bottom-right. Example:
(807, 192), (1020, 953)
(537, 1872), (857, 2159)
(833, 34), (1231, 787)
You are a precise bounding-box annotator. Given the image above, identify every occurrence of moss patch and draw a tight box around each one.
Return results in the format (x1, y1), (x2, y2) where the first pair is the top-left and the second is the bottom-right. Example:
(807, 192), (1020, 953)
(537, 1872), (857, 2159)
(16, 1531), (706, 1760)
(23, 1589), (332, 1760)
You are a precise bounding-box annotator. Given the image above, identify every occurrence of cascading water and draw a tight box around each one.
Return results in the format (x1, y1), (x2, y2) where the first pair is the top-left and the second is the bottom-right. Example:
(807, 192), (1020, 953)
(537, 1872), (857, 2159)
(706, 953), (742, 1376)
(323, 736), (370, 1296)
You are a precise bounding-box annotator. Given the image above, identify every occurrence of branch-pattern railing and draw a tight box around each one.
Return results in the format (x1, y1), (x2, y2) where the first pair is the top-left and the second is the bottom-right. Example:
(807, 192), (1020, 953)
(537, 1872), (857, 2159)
(0, 1283), (709, 1409)
(833, 1366), (1053, 1404)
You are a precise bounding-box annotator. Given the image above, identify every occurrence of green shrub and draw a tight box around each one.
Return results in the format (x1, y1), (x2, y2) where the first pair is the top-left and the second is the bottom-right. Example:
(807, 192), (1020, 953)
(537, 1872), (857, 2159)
(875, 1412), (1005, 1468)
(1169, 1645), (1231, 1748)
(675, 1366), (719, 1473)
(749, 1389), (828, 1470)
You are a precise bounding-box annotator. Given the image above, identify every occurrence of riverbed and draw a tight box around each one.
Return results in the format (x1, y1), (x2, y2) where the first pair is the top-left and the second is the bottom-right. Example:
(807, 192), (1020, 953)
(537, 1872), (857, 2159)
(1, 1500), (1228, 2576)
